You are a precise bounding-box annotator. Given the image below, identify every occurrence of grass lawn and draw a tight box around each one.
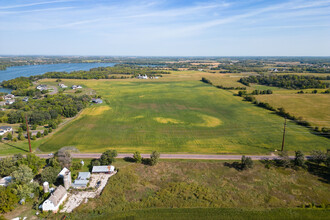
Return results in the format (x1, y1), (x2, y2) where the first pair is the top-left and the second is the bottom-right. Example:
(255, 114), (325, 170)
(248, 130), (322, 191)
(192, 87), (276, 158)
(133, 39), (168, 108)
(70, 160), (330, 219)
(256, 94), (330, 128)
(39, 79), (329, 154)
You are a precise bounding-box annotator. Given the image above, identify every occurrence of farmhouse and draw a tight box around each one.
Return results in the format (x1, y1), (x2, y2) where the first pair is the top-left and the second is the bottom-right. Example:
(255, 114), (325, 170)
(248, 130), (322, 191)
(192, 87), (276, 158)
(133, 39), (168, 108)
(42, 185), (67, 213)
(91, 98), (103, 104)
(92, 165), (115, 174)
(58, 83), (68, 88)
(0, 126), (12, 136)
(72, 85), (82, 90)
(0, 176), (12, 187)
(36, 85), (48, 91)
(6, 100), (15, 105)
(4, 94), (15, 100)
(72, 172), (91, 188)
(137, 74), (148, 79)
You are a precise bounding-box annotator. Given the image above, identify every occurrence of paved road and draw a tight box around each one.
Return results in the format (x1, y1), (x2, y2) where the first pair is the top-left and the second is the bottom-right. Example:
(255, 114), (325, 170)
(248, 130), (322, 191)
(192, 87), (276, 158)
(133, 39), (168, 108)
(31, 153), (295, 160)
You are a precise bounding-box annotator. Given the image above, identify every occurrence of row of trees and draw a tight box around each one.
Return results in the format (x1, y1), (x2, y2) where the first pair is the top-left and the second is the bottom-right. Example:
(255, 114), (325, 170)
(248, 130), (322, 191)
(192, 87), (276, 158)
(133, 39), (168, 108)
(239, 74), (329, 89)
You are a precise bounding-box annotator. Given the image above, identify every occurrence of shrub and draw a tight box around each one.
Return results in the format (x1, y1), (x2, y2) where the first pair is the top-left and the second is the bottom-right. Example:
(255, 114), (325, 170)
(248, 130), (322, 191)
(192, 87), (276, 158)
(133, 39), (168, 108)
(276, 151), (291, 168)
(36, 131), (41, 138)
(150, 151), (160, 166)
(309, 150), (327, 164)
(294, 150), (305, 167)
(241, 155), (253, 170)
(133, 151), (142, 163)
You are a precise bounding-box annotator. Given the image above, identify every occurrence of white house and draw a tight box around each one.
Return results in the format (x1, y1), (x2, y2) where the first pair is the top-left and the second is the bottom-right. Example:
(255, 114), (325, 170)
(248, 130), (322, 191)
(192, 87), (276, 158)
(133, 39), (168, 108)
(36, 85), (48, 91)
(0, 126), (12, 136)
(4, 94), (15, 100)
(92, 165), (115, 174)
(42, 185), (67, 213)
(71, 85), (82, 90)
(5, 100), (15, 105)
(137, 74), (148, 79)
(58, 83), (68, 89)
(0, 176), (12, 187)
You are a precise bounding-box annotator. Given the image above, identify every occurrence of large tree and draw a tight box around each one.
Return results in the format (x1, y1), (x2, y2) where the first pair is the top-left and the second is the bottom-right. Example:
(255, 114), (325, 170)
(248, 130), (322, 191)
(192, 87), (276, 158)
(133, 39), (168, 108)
(0, 187), (19, 213)
(11, 165), (34, 185)
(41, 166), (60, 184)
(56, 149), (72, 168)
(100, 150), (118, 165)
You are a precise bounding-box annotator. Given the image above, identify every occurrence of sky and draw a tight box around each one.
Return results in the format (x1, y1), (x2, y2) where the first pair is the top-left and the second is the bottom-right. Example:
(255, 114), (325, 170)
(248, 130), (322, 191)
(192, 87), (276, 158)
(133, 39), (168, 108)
(0, 0), (329, 56)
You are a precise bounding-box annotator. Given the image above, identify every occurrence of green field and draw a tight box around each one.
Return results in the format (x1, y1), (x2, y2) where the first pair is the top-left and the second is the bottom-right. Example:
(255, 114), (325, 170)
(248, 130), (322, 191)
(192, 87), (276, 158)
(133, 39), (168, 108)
(39, 79), (329, 154)
(71, 160), (330, 219)
(256, 94), (330, 128)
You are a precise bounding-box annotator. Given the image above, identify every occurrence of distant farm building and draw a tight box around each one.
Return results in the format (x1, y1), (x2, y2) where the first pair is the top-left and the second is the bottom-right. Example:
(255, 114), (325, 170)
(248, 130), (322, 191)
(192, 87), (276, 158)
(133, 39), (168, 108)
(72, 172), (91, 188)
(92, 165), (115, 174)
(58, 83), (68, 88)
(36, 85), (48, 91)
(42, 185), (67, 213)
(91, 98), (103, 104)
(72, 85), (82, 90)
(137, 74), (148, 79)
(4, 94), (15, 100)
(0, 126), (12, 136)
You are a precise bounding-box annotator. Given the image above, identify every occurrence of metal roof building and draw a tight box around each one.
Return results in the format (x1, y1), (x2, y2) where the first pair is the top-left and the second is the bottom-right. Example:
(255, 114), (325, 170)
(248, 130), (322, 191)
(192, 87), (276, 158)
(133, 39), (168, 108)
(92, 165), (115, 173)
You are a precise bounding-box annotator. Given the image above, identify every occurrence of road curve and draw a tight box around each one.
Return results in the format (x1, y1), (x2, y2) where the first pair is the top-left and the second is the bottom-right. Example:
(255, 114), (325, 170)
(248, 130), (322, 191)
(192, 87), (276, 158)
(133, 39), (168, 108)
(29, 153), (294, 160)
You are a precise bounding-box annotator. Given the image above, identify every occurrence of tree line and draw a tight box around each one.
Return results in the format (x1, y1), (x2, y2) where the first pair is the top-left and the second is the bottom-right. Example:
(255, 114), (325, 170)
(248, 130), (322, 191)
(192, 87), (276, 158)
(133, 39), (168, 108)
(239, 74), (329, 89)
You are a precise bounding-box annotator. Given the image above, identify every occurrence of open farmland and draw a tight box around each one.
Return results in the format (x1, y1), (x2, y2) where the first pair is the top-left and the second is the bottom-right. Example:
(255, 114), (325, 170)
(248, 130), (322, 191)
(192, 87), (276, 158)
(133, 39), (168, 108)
(256, 94), (330, 128)
(39, 78), (329, 154)
(71, 160), (330, 220)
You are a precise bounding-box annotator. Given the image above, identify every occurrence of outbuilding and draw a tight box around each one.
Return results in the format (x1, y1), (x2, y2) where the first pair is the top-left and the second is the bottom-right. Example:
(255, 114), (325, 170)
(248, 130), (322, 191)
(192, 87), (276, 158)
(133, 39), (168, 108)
(92, 165), (115, 174)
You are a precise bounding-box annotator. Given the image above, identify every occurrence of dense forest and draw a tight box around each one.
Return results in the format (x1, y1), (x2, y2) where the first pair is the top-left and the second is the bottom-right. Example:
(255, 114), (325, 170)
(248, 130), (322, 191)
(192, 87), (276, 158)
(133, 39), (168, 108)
(239, 75), (330, 89)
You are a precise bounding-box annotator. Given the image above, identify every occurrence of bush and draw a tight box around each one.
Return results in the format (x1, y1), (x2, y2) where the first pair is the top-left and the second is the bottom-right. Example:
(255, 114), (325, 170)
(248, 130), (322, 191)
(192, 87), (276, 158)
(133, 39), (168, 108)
(43, 129), (48, 136)
(36, 132), (41, 138)
(294, 150), (305, 167)
(150, 151), (160, 166)
(241, 155), (253, 170)
(6, 133), (12, 141)
(133, 151), (142, 163)
(276, 151), (291, 168)
(309, 150), (327, 164)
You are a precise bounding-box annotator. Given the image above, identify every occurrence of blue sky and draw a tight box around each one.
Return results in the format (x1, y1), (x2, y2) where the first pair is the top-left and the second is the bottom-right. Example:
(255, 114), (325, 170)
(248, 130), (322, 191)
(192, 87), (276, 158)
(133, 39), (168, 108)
(0, 0), (329, 56)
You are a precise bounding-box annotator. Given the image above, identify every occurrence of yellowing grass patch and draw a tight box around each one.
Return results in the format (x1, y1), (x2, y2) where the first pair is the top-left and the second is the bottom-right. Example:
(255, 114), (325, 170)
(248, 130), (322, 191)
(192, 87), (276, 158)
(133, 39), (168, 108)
(83, 105), (112, 116)
(154, 117), (183, 124)
(193, 114), (222, 127)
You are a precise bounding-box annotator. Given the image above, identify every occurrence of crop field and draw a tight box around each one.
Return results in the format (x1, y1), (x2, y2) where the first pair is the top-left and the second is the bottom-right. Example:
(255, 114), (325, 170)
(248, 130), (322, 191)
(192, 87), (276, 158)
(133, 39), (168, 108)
(71, 160), (330, 219)
(38, 78), (329, 154)
(256, 94), (330, 128)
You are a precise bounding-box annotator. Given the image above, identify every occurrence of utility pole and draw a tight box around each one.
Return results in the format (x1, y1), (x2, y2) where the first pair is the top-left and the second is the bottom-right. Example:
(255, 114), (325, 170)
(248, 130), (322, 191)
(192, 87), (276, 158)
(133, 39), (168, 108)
(281, 117), (287, 152)
(25, 115), (32, 153)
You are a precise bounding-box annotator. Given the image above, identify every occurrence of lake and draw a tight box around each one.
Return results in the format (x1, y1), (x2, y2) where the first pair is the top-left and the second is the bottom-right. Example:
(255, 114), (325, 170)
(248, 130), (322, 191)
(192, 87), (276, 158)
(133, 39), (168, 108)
(0, 62), (117, 93)
(0, 62), (117, 82)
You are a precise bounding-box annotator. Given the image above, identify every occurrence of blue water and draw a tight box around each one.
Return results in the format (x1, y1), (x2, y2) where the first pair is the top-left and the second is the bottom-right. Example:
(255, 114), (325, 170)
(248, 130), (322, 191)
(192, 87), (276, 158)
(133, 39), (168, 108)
(0, 62), (117, 82)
